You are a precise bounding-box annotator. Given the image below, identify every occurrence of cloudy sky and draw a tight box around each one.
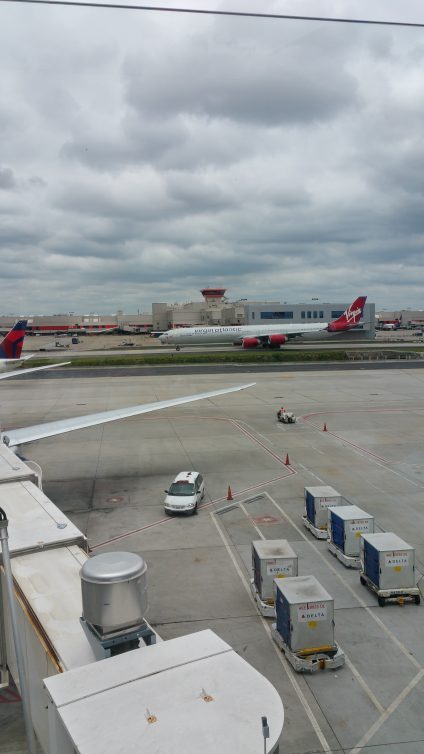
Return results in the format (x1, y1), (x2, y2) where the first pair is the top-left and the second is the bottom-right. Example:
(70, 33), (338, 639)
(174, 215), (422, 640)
(1, 0), (423, 313)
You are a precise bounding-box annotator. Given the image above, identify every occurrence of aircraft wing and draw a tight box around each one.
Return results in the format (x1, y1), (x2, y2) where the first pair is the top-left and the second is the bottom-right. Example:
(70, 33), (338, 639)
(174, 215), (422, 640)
(2, 382), (256, 447)
(0, 362), (71, 381)
(86, 326), (119, 335)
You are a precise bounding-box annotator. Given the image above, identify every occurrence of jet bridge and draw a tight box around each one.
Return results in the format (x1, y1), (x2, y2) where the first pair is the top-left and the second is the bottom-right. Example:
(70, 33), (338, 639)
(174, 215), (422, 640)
(0, 476), (284, 753)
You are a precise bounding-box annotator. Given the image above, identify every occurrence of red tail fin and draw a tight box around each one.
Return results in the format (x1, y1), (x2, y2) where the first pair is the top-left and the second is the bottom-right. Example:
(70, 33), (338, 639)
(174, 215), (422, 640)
(0, 320), (27, 359)
(327, 297), (366, 332)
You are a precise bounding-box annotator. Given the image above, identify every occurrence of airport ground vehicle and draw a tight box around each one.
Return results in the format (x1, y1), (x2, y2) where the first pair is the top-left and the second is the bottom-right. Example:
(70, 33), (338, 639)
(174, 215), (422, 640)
(277, 408), (296, 424)
(164, 471), (205, 514)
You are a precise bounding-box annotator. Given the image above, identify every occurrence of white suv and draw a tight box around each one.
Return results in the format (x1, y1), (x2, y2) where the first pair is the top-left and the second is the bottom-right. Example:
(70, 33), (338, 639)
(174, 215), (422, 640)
(164, 471), (205, 515)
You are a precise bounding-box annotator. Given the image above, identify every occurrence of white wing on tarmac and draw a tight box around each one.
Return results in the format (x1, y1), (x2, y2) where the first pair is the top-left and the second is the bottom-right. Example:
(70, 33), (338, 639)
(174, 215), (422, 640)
(0, 362), (71, 381)
(3, 382), (256, 447)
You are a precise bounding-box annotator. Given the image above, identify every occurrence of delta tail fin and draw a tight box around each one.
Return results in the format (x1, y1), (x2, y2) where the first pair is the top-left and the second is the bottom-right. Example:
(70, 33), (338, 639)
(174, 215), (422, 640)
(327, 297), (366, 332)
(0, 320), (27, 359)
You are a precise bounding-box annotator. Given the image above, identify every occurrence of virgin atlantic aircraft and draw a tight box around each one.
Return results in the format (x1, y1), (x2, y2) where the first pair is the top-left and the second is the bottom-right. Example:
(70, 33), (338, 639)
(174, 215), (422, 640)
(159, 296), (367, 349)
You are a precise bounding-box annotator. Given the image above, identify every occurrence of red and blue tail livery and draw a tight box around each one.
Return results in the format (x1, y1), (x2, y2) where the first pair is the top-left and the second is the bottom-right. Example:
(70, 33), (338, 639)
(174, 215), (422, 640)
(0, 320), (27, 360)
(0, 319), (71, 379)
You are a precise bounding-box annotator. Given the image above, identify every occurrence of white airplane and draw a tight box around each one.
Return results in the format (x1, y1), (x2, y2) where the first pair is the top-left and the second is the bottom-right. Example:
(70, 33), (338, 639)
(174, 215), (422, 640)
(0, 320), (70, 380)
(159, 296), (367, 349)
(2, 383), (255, 449)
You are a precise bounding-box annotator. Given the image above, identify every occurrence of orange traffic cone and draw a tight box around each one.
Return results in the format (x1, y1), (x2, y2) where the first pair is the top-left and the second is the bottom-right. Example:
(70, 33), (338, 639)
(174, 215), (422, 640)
(285, 454), (290, 466)
(227, 485), (234, 501)
(323, 422), (328, 432)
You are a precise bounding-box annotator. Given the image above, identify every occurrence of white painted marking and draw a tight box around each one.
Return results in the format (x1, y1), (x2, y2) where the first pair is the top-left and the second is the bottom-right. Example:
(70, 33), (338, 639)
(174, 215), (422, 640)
(210, 511), (333, 753)
(343, 654), (385, 715)
(367, 456), (423, 489)
(238, 501), (265, 539)
(296, 462), (326, 484)
(304, 414), (424, 489)
(350, 669), (424, 754)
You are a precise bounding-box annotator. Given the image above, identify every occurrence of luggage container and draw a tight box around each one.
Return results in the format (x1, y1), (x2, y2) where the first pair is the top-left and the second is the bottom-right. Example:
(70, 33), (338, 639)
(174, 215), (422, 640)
(250, 539), (298, 617)
(360, 532), (420, 606)
(327, 505), (374, 568)
(271, 575), (344, 672)
(303, 485), (342, 539)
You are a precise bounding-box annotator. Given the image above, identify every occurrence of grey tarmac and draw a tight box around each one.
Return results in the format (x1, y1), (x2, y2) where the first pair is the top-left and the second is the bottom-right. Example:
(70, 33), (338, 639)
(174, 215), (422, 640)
(1, 366), (424, 754)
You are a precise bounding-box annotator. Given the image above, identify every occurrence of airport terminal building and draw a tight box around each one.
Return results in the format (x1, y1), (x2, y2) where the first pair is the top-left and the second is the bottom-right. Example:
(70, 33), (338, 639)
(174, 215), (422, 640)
(0, 288), (375, 339)
(152, 289), (375, 340)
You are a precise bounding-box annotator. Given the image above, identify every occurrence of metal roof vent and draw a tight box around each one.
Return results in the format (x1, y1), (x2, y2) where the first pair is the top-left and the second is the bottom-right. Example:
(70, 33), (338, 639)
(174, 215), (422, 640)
(80, 551), (155, 659)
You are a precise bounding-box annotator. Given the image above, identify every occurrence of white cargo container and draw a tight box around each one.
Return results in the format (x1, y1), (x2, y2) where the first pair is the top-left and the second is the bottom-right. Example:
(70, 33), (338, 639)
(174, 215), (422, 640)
(328, 505), (374, 557)
(304, 485), (342, 530)
(274, 575), (335, 653)
(361, 532), (416, 590)
(252, 539), (298, 601)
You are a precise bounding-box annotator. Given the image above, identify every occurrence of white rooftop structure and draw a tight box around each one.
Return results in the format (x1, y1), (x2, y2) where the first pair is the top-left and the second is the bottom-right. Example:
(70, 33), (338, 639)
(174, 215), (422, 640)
(44, 629), (284, 754)
(0, 480), (85, 556)
(0, 443), (39, 486)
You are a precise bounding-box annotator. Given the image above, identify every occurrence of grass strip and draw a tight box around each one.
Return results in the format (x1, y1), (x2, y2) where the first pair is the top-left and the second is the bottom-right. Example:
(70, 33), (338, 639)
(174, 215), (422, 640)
(28, 350), (350, 368)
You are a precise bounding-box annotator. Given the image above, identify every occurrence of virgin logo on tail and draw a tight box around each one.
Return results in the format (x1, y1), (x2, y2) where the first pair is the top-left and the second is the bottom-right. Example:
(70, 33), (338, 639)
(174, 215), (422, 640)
(345, 305), (362, 323)
(327, 297), (366, 332)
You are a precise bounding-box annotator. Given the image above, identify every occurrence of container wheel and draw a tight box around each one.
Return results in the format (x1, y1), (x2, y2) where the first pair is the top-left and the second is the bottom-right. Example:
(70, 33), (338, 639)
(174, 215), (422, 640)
(360, 575), (367, 586)
(415, 595), (421, 605)
(378, 596), (386, 607)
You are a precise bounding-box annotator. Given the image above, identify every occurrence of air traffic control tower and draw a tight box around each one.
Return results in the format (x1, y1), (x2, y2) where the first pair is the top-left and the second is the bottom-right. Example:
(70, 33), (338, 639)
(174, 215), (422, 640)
(200, 287), (227, 305)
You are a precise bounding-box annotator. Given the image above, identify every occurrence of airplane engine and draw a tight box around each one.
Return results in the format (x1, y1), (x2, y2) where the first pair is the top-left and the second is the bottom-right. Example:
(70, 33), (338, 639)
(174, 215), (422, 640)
(242, 337), (260, 349)
(267, 334), (287, 348)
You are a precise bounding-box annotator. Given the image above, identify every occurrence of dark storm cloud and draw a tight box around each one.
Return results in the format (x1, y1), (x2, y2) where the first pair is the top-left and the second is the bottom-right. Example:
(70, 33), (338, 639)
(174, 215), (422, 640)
(28, 176), (47, 189)
(123, 26), (358, 126)
(0, 167), (15, 189)
(61, 111), (261, 173)
(0, 225), (47, 247)
(0, 1), (424, 312)
(61, 117), (188, 170)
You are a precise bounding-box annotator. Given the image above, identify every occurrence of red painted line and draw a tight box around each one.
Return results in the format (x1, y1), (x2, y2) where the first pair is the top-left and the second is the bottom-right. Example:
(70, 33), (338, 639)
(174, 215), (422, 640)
(92, 472), (295, 549)
(91, 515), (173, 548)
(319, 429), (389, 463)
(0, 688), (21, 704)
(91, 416), (296, 549)
(302, 409), (404, 463)
(229, 418), (293, 465)
(302, 408), (417, 420)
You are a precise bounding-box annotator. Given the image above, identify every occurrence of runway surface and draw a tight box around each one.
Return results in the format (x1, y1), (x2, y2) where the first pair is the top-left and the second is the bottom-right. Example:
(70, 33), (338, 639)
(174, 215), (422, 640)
(2, 367), (424, 753)
(15, 359), (424, 379)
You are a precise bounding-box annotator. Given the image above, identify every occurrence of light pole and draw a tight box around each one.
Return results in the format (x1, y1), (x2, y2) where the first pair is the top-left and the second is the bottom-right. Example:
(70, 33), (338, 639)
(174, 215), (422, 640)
(261, 715), (270, 753)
